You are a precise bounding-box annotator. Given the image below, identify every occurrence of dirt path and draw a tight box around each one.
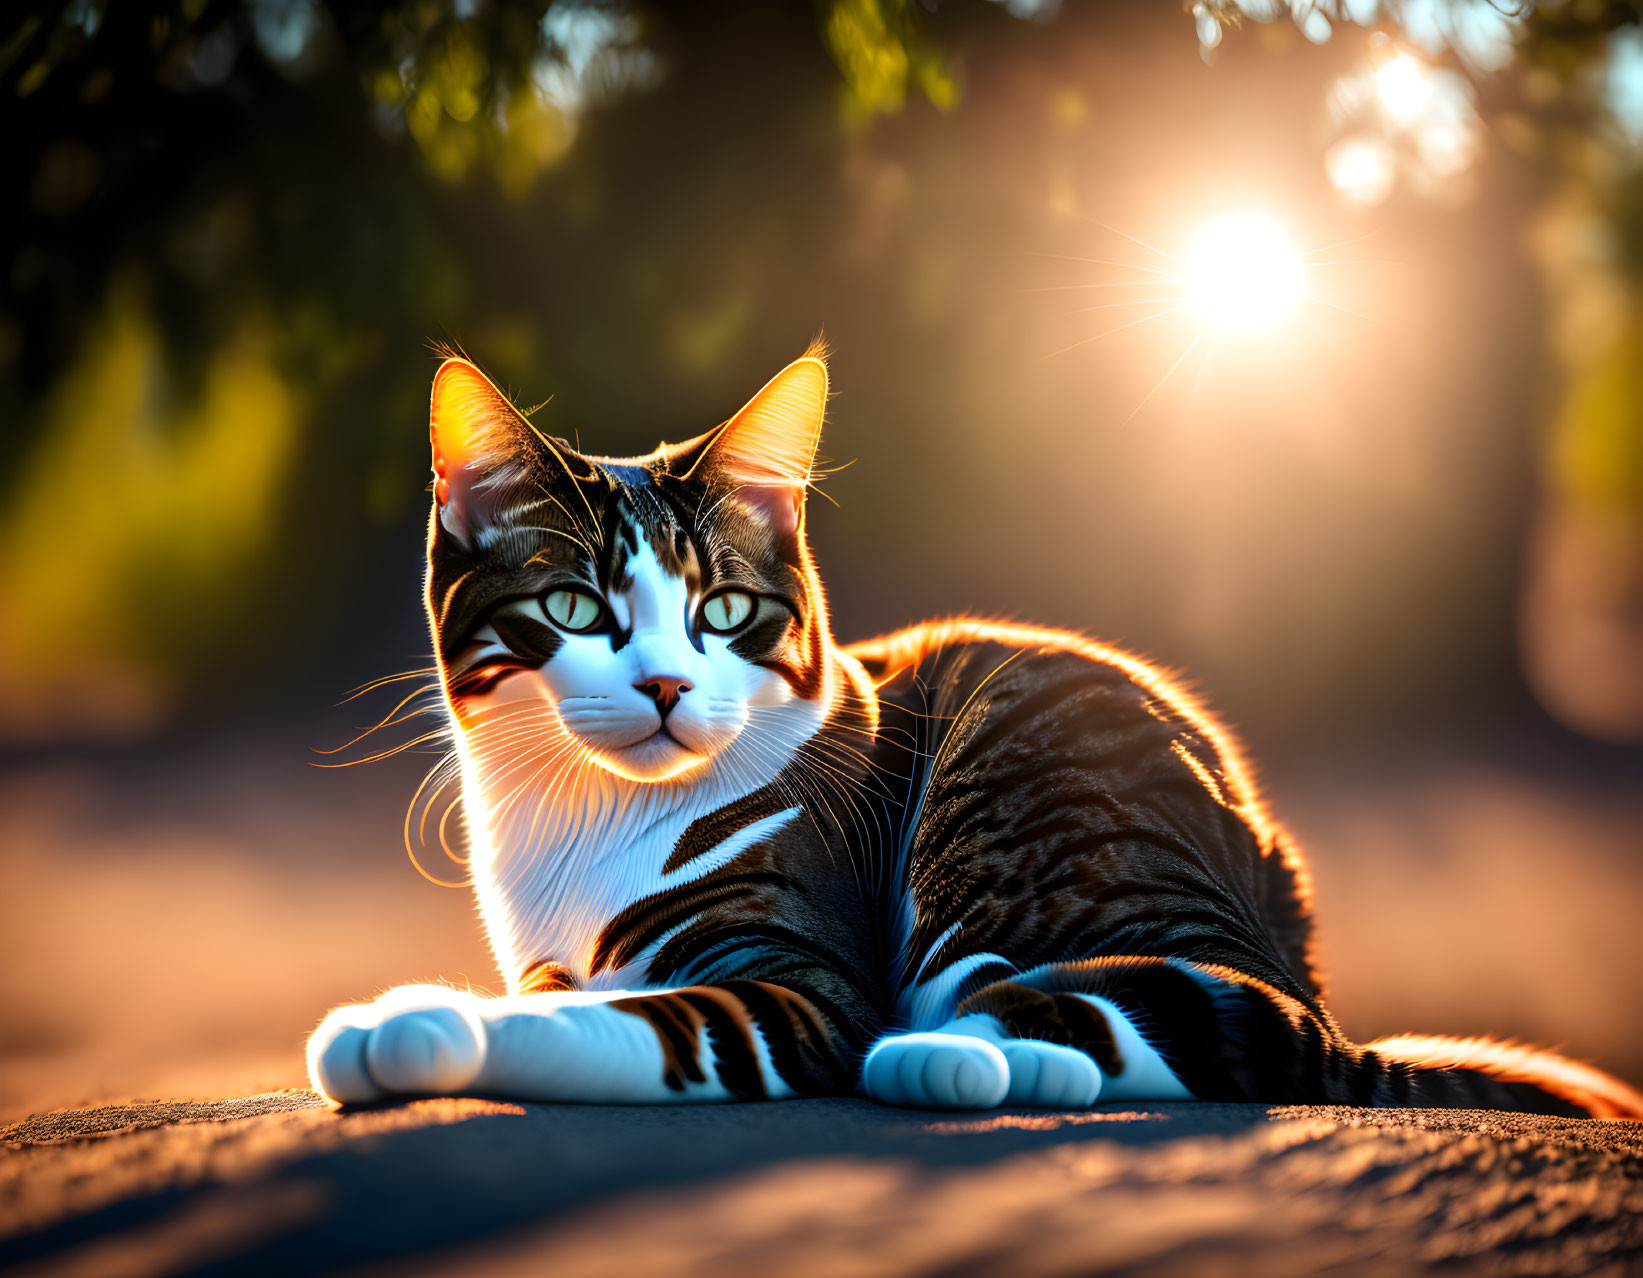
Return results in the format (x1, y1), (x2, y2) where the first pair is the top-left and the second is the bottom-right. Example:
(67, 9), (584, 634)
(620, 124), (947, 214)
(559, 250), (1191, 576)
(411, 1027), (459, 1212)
(3, 1094), (1642, 1276)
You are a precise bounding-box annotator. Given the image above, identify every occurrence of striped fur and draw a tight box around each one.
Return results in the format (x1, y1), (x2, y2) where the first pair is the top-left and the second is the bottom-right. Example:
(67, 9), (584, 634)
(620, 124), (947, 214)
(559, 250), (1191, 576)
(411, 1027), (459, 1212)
(307, 349), (1643, 1120)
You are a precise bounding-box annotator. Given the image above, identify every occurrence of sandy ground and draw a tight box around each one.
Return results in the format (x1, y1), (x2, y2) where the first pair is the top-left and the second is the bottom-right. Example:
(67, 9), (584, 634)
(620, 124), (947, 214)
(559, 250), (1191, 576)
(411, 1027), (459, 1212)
(1, 739), (1640, 1274)
(3, 1095), (1642, 1276)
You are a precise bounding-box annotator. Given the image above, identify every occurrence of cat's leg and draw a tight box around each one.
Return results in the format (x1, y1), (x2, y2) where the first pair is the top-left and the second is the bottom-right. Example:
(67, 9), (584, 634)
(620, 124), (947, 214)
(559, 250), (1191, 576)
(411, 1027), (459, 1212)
(910, 957), (1643, 1116)
(970, 958), (1643, 1115)
(308, 980), (856, 1105)
(474, 984), (824, 1103)
(862, 949), (1105, 1109)
(865, 955), (1332, 1110)
(953, 956), (1350, 1106)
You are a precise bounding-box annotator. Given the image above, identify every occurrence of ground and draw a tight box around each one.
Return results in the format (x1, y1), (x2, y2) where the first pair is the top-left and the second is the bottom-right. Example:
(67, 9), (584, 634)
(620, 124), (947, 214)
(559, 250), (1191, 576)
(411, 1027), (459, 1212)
(1, 742), (1640, 1275)
(3, 1093), (1643, 1276)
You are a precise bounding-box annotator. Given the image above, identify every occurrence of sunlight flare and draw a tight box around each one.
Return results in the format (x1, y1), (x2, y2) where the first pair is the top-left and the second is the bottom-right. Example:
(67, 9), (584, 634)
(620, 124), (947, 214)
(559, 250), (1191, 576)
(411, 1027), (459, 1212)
(1183, 215), (1306, 332)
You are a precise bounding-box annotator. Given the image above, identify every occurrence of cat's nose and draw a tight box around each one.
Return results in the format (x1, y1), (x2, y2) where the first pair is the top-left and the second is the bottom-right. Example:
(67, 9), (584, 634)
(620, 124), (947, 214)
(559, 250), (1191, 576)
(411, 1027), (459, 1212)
(634, 675), (692, 716)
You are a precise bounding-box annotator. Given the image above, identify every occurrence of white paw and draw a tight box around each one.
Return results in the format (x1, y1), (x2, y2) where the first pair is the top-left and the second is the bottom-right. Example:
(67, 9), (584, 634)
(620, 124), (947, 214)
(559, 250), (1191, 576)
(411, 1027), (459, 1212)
(307, 1003), (383, 1104)
(365, 1004), (486, 1095)
(863, 1032), (1011, 1109)
(1000, 1039), (1102, 1108)
(308, 985), (487, 1104)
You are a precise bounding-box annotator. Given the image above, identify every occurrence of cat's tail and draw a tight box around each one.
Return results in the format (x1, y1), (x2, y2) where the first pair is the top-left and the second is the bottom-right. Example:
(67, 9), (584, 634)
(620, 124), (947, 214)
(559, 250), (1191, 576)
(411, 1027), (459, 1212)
(1366, 1033), (1643, 1119)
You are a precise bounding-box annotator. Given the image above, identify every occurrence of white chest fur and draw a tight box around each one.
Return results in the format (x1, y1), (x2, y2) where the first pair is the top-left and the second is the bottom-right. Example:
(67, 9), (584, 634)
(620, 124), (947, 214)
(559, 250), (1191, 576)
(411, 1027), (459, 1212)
(472, 773), (801, 990)
(457, 686), (825, 992)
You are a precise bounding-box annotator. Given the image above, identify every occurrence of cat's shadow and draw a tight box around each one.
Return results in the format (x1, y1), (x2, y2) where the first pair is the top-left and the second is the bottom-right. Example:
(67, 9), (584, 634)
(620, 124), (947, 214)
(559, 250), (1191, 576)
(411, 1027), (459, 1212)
(2, 1094), (1274, 1273)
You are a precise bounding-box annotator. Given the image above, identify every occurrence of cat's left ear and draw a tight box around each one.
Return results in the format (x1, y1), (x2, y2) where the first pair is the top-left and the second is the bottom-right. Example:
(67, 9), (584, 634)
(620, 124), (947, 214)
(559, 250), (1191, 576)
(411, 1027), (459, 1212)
(691, 346), (828, 536)
(429, 357), (533, 545)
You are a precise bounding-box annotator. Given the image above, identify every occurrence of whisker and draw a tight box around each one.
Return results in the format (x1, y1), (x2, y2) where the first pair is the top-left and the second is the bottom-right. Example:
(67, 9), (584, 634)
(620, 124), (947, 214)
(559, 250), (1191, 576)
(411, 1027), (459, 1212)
(406, 754), (468, 888)
(315, 728), (448, 769)
(337, 666), (440, 706)
(315, 683), (443, 757)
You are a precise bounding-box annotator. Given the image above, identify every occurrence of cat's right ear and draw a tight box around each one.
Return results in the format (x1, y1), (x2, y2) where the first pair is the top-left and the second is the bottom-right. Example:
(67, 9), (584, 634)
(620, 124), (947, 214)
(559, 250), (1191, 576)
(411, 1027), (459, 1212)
(429, 357), (531, 546)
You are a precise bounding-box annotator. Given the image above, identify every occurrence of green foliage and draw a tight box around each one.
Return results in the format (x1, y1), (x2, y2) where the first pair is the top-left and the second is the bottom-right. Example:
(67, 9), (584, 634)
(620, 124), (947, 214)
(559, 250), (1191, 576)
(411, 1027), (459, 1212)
(1554, 323), (1643, 510)
(822, 0), (959, 125)
(0, 284), (301, 735)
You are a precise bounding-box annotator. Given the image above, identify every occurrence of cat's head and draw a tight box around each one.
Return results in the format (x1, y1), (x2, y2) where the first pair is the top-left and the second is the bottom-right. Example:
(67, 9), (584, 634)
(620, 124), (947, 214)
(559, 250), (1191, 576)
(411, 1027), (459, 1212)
(425, 345), (836, 784)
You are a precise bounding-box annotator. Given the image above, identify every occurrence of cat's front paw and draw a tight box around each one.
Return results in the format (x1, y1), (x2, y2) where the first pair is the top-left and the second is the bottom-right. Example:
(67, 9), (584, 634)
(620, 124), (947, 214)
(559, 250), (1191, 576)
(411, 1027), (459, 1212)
(862, 1028), (1103, 1110)
(307, 985), (488, 1105)
(862, 1032), (1011, 1109)
(998, 1039), (1101, 1108)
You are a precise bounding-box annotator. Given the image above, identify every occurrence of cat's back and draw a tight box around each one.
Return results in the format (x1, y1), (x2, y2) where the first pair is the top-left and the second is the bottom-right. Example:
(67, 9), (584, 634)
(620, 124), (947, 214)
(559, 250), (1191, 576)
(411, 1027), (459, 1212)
(847, 619), (1260, 812)
(846, 619), (1318, 996)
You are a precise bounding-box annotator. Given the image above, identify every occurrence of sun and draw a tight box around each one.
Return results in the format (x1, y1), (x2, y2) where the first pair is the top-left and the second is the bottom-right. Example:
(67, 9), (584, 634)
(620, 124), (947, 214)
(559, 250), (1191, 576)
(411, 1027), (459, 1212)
(1183, 214), (1307, 332)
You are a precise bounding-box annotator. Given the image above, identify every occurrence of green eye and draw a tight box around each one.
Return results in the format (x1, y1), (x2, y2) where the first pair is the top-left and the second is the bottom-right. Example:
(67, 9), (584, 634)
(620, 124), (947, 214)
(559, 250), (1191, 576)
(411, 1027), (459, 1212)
(702, 590), (755, 633)
(544, 589), (603, 632)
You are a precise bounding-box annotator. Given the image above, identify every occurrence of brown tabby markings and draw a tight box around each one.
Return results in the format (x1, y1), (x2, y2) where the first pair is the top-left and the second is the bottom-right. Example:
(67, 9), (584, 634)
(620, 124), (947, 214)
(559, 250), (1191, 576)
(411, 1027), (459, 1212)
(662, 784), (792, 875)
(519, 959), (578, 995)
(958, 981), (1127, 1078)
(608, 983), (850, 1098)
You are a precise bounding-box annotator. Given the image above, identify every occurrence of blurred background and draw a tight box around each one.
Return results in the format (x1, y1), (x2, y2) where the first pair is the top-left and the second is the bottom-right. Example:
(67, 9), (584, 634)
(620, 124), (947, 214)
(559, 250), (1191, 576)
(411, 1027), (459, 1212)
(2, 0), (1640, 1119)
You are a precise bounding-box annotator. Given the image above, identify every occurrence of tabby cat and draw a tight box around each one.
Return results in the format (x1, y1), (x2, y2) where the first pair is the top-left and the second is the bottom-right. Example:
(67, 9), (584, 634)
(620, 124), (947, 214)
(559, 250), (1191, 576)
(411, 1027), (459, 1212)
(307, 347), (1643, 1118)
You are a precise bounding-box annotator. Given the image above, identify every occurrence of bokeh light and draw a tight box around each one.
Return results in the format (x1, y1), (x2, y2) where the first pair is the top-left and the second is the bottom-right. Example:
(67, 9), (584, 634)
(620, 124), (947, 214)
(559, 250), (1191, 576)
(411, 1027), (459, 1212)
(1325, 46), (1481, 206)
(1326, 137), (1396, 205)
(1374, 53), (1434, 125)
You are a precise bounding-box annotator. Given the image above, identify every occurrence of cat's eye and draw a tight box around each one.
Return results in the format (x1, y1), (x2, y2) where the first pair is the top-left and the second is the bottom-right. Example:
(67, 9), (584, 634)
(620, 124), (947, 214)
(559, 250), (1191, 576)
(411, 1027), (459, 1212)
(702, 590), (756, 634)
(544, 589), (603, 632)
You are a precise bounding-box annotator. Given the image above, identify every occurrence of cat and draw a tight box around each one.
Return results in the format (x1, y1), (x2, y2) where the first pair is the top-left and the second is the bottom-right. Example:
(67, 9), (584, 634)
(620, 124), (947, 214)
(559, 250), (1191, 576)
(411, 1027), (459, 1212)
(307, 345), (1643, 1117)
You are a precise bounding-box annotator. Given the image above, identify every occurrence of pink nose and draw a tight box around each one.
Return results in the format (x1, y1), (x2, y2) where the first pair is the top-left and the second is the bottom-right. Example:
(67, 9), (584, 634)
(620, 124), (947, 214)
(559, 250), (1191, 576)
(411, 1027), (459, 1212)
(635, 675), (692, 715)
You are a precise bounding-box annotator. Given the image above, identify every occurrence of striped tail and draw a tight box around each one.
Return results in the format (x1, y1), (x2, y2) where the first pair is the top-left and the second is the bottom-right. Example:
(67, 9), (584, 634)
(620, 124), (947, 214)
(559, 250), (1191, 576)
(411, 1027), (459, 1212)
(1369, 1033), (1643, 1120)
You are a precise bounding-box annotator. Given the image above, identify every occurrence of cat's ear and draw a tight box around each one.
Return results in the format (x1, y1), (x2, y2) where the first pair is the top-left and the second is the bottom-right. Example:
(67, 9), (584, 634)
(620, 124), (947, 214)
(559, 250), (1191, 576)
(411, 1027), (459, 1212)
(693, 346), (828, 536)
(429, 357), (533, 545)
